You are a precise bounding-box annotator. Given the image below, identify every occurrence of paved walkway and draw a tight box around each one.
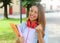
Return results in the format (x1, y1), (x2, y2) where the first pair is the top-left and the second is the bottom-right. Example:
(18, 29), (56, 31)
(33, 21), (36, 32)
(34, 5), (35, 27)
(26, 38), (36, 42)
(46, 12), (60, 43)
(0, 14), (26, 19)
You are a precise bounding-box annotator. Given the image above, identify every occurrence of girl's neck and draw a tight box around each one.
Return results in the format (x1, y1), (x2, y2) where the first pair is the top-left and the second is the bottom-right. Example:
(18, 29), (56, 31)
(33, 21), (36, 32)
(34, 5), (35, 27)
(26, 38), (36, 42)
(30, 20), (37, 24)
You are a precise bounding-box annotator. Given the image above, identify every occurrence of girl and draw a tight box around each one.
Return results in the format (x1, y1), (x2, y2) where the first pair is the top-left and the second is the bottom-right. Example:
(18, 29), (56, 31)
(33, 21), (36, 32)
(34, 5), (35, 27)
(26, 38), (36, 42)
(16, 3), (46, 43)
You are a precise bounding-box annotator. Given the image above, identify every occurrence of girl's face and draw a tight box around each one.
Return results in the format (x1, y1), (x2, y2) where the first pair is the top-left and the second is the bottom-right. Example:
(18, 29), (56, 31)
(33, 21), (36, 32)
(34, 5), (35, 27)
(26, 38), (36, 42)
(29, 6), (38, 22)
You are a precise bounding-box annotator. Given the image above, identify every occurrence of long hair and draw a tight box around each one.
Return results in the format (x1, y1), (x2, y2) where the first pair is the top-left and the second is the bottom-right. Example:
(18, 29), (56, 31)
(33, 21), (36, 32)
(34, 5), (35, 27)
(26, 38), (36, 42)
(29, 3), (46, 37)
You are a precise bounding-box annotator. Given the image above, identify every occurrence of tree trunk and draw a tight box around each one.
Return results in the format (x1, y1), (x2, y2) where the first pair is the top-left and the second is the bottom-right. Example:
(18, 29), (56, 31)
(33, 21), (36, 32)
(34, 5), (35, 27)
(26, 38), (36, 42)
(4, 3), (8, 19)
(26, 7), (29, 18)
(26, 4), (31, 18)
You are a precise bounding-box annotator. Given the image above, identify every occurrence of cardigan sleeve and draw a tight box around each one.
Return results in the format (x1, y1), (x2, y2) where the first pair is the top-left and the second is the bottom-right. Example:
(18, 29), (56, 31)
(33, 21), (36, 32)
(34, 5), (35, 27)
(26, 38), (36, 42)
(44, 25), (48, 43)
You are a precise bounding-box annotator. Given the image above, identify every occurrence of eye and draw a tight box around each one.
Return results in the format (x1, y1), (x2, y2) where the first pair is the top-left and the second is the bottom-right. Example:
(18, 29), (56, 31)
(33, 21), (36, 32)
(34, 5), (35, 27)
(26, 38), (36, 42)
(34, 11), (38, 14)
(30, 9), (33, 12)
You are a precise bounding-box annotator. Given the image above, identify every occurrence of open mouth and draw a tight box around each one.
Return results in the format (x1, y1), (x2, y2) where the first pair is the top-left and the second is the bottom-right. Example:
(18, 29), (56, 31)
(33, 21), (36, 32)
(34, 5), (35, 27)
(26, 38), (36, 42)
(30, 14), (35, 18)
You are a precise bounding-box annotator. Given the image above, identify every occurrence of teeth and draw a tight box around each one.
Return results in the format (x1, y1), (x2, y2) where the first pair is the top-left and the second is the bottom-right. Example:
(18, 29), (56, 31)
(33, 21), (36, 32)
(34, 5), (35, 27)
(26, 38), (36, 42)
(30, 14), (34, 18)
(31, 16), (33, 18)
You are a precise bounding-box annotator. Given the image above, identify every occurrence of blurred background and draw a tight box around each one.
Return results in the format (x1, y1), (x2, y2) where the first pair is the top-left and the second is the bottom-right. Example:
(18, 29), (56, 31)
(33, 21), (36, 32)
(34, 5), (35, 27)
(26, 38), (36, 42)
(0, 0), (60, 43)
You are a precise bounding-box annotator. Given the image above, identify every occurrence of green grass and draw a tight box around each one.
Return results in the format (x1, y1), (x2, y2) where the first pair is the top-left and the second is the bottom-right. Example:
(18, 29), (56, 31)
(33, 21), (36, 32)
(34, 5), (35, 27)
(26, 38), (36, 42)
(0, 18), (26, 42)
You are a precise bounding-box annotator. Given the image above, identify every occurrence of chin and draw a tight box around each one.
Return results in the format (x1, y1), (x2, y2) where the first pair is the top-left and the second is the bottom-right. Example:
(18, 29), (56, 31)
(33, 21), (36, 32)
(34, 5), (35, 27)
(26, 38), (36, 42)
(30, 18), (35, 21)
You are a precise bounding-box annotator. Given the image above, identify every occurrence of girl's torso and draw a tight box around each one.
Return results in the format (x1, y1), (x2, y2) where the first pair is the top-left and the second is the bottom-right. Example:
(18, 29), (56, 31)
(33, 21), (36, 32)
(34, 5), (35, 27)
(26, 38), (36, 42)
(17, 22), (48, 43)
(17, 22), (38, 43)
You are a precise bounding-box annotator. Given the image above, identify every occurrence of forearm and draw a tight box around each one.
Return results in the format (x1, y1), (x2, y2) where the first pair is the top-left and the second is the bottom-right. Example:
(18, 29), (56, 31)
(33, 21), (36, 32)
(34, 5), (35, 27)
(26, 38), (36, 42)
(37, 32), (45, 43)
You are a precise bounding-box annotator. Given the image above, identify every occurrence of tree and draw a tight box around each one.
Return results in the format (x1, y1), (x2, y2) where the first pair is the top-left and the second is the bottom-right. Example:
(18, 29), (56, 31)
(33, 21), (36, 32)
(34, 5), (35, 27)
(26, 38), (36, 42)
(22, 0), (41, 17)
(0, 0), (12, 19)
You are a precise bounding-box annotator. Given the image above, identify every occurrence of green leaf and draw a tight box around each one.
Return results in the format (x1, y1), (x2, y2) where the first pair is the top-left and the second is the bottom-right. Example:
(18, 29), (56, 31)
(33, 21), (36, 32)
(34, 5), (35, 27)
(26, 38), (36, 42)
(0, 0), (3, 2)
(22, 1), (28, 7)
(22, 0), (41, 7)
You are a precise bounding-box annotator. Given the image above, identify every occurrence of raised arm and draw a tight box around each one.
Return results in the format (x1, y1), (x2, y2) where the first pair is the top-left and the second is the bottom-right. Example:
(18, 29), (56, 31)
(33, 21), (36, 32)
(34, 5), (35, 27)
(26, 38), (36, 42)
(36, 24), (45, 43)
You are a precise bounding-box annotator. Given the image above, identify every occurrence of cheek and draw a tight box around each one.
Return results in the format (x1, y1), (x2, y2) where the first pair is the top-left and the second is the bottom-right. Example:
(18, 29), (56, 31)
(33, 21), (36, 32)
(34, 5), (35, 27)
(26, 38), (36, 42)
(35, 14), (38, 19)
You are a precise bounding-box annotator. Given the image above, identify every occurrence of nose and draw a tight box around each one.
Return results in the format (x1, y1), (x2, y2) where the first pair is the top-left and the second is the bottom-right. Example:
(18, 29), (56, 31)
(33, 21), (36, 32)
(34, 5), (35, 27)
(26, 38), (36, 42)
(31, 11), (34, 15)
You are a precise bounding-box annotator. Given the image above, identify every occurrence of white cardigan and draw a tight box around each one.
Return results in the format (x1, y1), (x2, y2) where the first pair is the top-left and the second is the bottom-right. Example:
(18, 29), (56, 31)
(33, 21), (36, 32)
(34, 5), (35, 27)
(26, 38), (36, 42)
(17, 22), (48, 43)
